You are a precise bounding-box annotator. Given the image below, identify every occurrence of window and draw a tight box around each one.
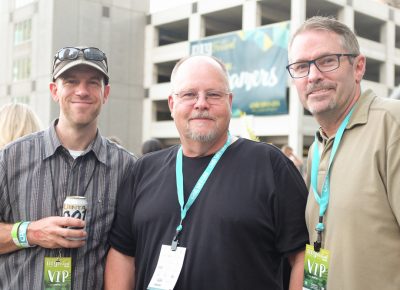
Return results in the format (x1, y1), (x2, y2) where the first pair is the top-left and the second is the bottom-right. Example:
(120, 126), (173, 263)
(12, 57), (31, 81)
(14, 19), (32, 45)
(102, 6), (110, 18)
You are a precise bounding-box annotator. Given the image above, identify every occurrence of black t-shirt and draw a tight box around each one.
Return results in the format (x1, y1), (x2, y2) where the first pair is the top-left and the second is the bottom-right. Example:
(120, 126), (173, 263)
(110, 138), (308, 290)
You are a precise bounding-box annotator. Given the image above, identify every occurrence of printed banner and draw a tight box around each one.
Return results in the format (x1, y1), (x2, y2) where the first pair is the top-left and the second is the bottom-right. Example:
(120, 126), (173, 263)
(190, 22), (290, 116)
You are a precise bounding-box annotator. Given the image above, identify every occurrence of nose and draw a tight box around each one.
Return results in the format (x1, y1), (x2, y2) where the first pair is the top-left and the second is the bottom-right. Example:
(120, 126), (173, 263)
(75, 82), (90, 97)
(194, 94), (210, 110)
(307, 63), (324, 83)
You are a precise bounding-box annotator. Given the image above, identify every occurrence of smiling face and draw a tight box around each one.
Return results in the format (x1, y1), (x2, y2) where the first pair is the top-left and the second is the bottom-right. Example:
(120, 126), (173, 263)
(50, 65), (110, 130)
(168, 56), (232, 148)
(289, 30), (365, 117)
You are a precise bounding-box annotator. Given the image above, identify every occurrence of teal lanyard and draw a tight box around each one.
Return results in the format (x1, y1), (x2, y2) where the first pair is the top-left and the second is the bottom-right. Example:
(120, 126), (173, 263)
(171, 132), (231, 250)
(311, 107), (354, 251)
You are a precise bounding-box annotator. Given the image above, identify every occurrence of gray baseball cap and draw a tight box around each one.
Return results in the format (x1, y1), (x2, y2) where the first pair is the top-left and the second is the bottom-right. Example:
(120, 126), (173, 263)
(52, 47), (109, 85)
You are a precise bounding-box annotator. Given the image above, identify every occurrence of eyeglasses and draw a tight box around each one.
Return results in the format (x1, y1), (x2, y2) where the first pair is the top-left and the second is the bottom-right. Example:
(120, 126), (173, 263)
(286, 53), (358, 78)
(53, 47), (108, 71)
(174, 90), (230, 105)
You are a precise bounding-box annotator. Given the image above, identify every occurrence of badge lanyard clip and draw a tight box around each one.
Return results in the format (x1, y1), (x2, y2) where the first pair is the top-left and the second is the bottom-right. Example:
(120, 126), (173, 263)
(314, 216), (324, 252)
(171, 220), (183, 251)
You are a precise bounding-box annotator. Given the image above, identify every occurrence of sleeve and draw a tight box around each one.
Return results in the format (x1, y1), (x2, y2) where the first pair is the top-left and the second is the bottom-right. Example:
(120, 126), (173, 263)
(0, 150), (10, 222)
(387, 136), (400, 226)
(273, 153), (309, 255)
(109, 161), (137, 256)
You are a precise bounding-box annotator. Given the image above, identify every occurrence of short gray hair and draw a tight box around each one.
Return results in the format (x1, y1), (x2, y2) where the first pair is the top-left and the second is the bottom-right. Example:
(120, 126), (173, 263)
(289, 16), (360, 56)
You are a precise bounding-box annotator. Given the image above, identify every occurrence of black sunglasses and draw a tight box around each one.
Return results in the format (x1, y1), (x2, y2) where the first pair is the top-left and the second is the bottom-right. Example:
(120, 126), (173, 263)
(53, 47), (108, 71)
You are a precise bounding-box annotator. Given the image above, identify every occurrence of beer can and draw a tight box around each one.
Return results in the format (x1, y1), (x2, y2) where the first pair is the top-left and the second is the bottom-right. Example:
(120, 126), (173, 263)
(63, 196), (87, 240)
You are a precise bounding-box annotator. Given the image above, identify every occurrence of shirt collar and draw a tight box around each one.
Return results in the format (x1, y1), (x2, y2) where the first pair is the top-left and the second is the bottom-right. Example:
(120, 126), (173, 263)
(346, 89), (376, 129)
(43, 119), (107, 165)
(316, 127), (328, 144)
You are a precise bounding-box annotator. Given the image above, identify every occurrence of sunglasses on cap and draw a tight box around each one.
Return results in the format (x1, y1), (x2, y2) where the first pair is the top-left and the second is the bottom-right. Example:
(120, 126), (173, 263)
(53, 47), (108, 71)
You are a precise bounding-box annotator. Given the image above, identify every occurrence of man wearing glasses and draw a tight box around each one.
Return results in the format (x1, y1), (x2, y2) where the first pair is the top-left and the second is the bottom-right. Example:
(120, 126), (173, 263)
(287, 16), (400, 289)
(104, 55), (308, 290)
(0, 47), (136, 289)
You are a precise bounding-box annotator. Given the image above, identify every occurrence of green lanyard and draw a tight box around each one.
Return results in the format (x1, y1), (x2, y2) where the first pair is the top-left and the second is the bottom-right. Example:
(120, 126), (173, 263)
(171, 132), (231, 250)
(311, 107), (354, 251)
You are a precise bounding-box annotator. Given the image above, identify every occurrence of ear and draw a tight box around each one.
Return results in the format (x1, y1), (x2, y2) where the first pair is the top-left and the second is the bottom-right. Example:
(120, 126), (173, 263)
(49, 82), (59, 102)
(168, 94), (175, 119)
(102, 84), (111, 104)
(354, 55), (366, 84)
(228, 92), (233, 108)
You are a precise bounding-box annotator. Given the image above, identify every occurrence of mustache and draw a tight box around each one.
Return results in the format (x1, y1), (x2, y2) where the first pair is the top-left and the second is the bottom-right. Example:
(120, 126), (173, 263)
(189, 112), (215, 120)
(306, 83), (335, 95)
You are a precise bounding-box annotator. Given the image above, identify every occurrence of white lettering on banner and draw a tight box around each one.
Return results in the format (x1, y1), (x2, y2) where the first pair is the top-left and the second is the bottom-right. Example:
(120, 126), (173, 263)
(191, 43), (212, 55)
(307, 260), (327, 278)
(229, 67), (278, 91)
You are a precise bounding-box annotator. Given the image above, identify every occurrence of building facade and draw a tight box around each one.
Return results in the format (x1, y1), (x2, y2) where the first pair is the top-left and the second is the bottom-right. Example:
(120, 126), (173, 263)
(0, 0), (148, 153)
(2, 0), (400, 156)
(145, 0), (400, 157)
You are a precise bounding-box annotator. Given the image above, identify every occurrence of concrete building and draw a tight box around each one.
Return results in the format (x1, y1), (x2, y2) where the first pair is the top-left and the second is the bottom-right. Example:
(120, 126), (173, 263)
(2, 0), (400, 156)
(0, 0), (148, 153)
(145, 0), (400, 157)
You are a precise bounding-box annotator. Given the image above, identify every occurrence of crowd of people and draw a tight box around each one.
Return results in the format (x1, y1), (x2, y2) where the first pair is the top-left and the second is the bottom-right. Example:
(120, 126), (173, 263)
(0, 16), (399, 290)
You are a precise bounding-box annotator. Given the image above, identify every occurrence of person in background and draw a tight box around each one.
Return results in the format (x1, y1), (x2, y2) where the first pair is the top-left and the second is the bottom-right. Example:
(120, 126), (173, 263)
(281, 145), (303, 173)
(0, 46), (136, 289)
(104, 55), (308, 290)
(0, 102), (41, 149)
(287, 16), (400, 289)
(141, 137), (164, 155)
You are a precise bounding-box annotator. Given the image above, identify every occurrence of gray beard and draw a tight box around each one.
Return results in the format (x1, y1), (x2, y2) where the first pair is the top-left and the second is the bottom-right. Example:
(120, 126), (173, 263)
(187, 130), (218, 143)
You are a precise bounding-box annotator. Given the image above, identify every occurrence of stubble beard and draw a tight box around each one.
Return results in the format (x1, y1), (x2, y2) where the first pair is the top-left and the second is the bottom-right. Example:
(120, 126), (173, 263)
(307, 96), (337, 115)
(65, 106), (101, 129)
(306, 82), (337, 115)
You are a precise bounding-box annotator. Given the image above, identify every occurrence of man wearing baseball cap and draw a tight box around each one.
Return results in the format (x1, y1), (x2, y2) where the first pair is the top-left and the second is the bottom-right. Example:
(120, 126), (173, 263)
(0, 46), (136, 289)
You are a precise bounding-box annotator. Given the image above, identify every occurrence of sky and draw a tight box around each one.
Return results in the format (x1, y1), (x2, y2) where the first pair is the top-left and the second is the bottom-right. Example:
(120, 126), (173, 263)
(150, 0), (193, 13)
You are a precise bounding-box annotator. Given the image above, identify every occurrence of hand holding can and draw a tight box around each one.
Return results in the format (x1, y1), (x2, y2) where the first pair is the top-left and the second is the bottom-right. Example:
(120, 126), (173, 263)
(63, 196), (88, 240)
